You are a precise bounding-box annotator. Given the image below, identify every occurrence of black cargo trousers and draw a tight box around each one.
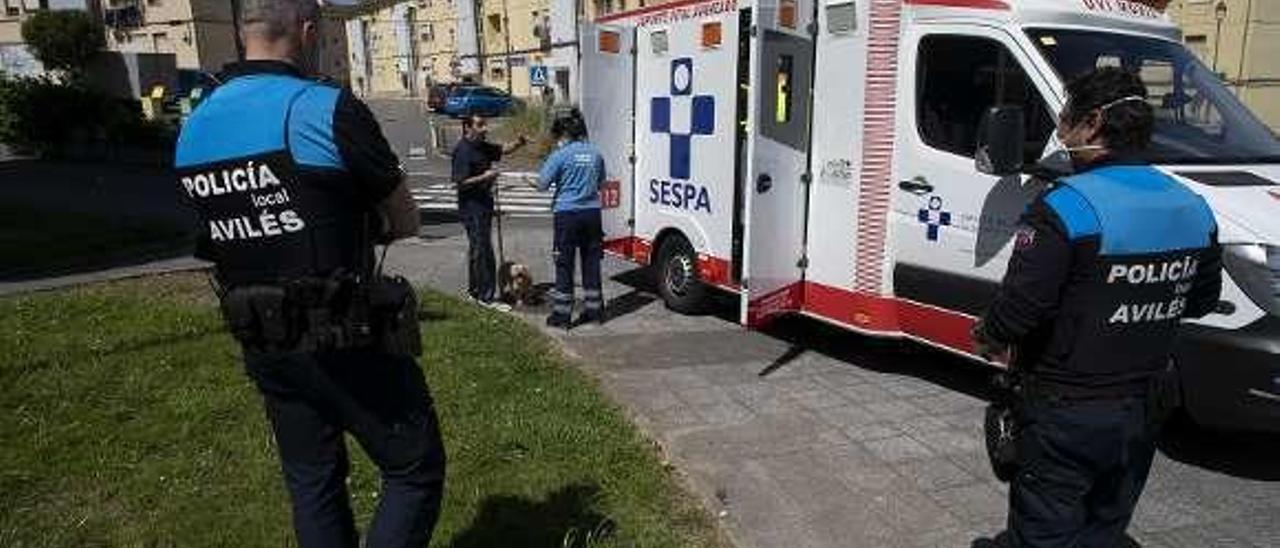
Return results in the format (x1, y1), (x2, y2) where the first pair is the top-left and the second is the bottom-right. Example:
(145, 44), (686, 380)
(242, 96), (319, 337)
(1008, 395), (1156, 548)
(244, 347), (446, 548)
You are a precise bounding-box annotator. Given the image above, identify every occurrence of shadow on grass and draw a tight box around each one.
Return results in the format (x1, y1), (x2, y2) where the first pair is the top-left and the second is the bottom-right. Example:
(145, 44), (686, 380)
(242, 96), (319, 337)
(448, 484), (615, 548)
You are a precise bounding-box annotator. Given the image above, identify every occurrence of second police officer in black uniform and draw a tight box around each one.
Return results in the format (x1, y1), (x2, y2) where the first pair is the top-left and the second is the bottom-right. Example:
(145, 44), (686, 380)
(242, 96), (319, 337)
(973, 68), (1223, 547)
(174, 0), (445, 546)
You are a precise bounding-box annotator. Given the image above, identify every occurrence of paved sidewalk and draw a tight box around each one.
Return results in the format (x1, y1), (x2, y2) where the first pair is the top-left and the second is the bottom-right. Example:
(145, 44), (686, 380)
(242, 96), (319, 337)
(385, 217), (1280, 548)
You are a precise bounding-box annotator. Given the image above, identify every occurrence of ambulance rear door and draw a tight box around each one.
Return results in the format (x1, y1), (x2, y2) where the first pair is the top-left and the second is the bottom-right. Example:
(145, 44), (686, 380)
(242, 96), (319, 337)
(741, 0), (817, 327)
(581, 23), (638, 254)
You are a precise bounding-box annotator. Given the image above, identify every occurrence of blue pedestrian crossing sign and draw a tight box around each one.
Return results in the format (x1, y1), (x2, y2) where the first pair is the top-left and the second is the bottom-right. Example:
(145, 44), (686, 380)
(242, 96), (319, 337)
(529, 65), (548, 87)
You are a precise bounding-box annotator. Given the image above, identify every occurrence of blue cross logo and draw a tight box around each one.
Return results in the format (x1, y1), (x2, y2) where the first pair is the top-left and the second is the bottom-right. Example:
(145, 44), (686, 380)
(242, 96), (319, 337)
(650, 58), (715, 180)
(918, 196), (952, 241)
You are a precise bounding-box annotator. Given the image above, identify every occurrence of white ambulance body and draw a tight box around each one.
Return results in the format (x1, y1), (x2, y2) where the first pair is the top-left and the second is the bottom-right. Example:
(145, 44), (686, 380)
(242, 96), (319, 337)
(580, 0), (1280, 432)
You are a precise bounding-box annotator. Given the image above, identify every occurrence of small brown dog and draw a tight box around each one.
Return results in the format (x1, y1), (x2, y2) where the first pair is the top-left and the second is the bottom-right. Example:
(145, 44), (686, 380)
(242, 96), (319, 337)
(498, 261), (534, 307)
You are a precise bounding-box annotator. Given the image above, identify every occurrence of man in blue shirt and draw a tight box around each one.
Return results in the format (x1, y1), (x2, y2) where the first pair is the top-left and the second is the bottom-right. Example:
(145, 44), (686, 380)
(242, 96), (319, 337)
(538, 111), (606, 328)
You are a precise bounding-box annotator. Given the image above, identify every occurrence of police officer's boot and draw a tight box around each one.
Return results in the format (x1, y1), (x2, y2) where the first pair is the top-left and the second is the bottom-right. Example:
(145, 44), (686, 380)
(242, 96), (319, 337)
(546, 313), (571, 330)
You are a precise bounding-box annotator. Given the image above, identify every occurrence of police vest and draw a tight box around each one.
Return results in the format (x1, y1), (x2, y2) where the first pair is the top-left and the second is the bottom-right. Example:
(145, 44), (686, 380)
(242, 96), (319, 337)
(1040, 165), (1217, 387)
(175, 75), (368, 286)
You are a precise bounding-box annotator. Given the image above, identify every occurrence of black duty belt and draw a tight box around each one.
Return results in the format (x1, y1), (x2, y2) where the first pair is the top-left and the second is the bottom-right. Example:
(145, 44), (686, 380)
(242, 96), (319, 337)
(1023, 375), (1150, 403)
(218, 273), (421, 356)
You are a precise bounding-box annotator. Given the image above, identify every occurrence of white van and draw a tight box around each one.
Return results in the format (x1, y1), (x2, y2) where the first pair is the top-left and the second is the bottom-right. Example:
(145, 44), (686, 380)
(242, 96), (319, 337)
(579, 0), (1279, 432)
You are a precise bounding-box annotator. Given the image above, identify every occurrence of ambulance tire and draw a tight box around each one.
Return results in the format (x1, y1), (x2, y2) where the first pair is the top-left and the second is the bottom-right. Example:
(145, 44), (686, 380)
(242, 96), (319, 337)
(656, 236), (707, 314)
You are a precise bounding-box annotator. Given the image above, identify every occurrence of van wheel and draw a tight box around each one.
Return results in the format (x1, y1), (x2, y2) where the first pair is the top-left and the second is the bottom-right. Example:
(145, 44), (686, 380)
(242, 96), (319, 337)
(655, 236), (706, 314)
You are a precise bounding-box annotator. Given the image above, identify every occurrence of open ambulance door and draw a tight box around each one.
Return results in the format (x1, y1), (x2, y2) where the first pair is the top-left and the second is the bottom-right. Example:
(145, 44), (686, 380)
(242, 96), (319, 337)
(581, 23), (637, 256)
(740, 1), (816, 327)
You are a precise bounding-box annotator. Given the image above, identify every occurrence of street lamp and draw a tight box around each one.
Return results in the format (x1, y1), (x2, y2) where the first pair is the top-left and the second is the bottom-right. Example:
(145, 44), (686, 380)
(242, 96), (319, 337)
(1213, 0), (1227, 75)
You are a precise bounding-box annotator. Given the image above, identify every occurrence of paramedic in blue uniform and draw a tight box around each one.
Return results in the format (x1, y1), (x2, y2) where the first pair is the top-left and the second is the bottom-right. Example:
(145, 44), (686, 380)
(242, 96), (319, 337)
(972, 68), (1223, 547)
(173, 0), (445, 545)
(538, 112), (607, 328)
(451, 115), (527, 309)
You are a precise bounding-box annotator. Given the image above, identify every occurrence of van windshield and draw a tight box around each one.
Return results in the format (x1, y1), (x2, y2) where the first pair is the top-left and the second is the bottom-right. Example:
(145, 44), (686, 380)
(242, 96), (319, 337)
(1027, 28), (1280, 165)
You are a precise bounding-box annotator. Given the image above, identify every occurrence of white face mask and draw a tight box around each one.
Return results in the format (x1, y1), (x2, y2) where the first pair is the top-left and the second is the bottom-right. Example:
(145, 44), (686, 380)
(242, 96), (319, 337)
(1034, 95), (1143, 177)
(1035, 133), (1106, 177)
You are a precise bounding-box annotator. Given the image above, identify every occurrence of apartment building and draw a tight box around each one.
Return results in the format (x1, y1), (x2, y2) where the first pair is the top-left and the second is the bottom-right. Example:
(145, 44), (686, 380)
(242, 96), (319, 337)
(100, 0), (236, 72)
(346, 0), (462, 97)
(584, 0), (640, 21)
(474, 0), (551, 97)
(1, 0), (94, 76)
(1169, 0), (1280, 130)
(318, 1), (352, 85)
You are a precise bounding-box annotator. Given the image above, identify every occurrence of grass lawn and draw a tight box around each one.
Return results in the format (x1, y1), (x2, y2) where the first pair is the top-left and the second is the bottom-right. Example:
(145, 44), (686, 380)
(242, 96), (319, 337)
(0, 203), (190, 281)
(0, 273), (725, 547)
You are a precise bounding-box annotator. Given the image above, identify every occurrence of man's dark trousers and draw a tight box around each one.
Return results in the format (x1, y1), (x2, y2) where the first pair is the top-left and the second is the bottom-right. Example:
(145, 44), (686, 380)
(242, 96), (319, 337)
(459, 198), (497, 302)
(551, 209), (603, 320)
(1009, 396), (1156, 548)
(245, 348), (446, 548)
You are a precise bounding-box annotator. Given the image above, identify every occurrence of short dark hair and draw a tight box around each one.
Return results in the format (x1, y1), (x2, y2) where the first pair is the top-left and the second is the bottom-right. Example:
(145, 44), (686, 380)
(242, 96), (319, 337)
(1062, 67), (1155, 153)
(462, 115), (486, 131)
(551, 109), (586, 140)
(240, 0), (319, 41)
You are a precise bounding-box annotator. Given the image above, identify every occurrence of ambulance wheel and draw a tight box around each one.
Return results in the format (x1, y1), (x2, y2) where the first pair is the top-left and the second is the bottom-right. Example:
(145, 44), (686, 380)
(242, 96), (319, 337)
(656, 236), (706, 314)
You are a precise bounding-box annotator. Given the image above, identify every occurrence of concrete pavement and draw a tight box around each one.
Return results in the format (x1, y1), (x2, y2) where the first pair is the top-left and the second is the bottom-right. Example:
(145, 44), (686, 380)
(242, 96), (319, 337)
(383, 215), (1280, 548)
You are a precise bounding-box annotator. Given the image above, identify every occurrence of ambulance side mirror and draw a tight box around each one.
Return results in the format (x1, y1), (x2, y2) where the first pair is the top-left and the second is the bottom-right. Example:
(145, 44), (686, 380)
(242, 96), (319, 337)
(975, 105), (1026, 177)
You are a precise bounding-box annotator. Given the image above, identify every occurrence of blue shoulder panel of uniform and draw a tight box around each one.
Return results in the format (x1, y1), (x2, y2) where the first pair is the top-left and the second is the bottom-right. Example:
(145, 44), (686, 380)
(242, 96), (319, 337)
(287, 84), (342, 169)
(174, 75), (341, 170)
(176, 75), (295, 168)
(1043, 185), (1102, 241)
(1059, 165), (1215, 256)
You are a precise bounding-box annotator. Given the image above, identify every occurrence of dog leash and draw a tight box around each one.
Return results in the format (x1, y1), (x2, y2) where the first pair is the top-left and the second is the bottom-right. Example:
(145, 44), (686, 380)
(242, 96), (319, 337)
(494, 175), (506, 267)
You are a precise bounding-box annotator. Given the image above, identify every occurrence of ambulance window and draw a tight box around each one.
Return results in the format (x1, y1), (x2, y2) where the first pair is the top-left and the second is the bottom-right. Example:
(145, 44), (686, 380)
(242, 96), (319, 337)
(916, 35), (1055, 163)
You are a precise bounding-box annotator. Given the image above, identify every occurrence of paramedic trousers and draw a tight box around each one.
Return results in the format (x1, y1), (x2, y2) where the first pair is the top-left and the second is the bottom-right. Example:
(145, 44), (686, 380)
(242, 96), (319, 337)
(1008, 397), (1155, 548)
(459, 198), (497, 303)
(245, 348), (446, 548)
(551, 208), (604, 321)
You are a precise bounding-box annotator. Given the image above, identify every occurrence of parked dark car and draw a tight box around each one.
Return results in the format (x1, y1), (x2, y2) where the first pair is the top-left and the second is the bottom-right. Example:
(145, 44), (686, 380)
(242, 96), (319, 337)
(428, 82), (477, 112)
(442, 86), (519, 117)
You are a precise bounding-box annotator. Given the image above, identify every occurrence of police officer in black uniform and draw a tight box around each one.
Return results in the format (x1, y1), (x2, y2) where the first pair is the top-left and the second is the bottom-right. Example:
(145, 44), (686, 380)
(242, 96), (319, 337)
(174, 0), (444, 546)
(973, 68), (1223, 547)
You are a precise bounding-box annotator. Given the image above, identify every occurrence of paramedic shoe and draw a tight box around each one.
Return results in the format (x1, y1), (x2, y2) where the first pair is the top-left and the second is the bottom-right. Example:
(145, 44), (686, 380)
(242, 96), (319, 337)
(579, 310), (605, 326)
(546, 313), (572, 330)
(481, 300), (513, 313)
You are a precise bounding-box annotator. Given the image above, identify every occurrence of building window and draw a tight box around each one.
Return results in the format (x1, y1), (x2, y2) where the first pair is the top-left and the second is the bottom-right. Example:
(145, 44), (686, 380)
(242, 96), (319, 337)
(423, 22), (434, 42)
(488, 14), (502, 33)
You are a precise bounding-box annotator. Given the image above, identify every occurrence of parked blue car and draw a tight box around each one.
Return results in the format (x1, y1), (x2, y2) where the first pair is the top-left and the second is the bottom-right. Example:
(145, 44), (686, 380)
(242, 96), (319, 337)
(442, 86), (519, 117)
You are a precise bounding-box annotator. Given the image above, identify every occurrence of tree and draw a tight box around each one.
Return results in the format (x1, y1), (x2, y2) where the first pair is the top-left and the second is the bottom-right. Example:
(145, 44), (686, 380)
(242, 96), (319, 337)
(20, 10), (105, 78)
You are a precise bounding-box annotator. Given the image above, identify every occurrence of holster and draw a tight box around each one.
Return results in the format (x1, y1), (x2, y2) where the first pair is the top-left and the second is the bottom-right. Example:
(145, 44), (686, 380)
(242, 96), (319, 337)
(1146, 359), (1183, 432)
(363, 275), (423, 357)
(984, 370), (1023, 483)
(219, 285), (300, 353)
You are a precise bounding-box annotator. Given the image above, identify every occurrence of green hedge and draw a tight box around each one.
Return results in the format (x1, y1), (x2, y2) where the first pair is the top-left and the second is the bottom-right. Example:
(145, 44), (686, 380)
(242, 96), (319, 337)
(0, 74), (173, 158)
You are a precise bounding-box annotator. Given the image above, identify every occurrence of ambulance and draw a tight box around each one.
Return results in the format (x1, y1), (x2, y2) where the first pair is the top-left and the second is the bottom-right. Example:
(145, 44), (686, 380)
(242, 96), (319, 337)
(578, 0), (1280, 433)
